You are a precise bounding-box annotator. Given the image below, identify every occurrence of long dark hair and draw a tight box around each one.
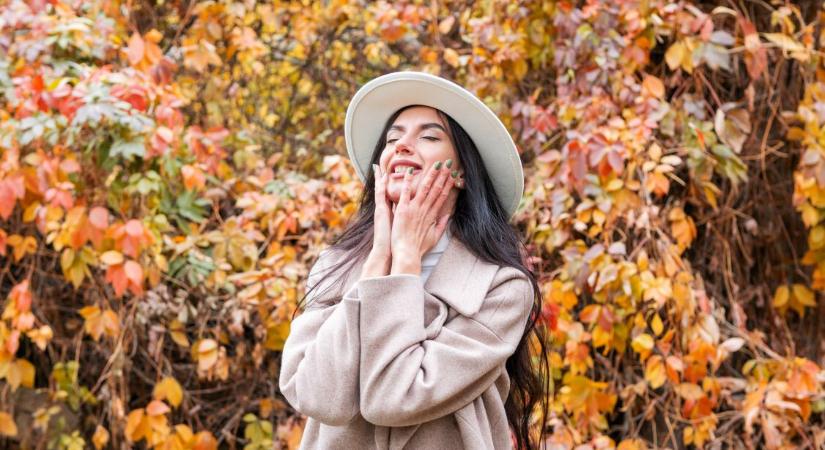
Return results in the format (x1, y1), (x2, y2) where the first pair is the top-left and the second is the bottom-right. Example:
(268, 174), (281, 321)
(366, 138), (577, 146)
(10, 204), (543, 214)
(300, 105), (549, 449)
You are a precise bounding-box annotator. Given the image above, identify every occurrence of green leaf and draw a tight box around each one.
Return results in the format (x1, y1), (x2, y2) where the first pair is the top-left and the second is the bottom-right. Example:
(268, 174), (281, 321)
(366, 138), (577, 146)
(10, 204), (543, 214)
(110, 137), (146, 161)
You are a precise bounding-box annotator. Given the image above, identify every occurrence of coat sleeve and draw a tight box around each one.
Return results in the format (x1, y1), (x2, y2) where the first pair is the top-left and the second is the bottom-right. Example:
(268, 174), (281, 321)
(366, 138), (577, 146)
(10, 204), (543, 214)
(357, 267), (532, 427)
(278, 251), (361, 426)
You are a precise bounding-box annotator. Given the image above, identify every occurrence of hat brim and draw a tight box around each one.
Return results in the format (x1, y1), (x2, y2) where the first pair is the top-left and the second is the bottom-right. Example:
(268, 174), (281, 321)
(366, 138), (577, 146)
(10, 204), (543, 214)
(344, 71), (523, 218)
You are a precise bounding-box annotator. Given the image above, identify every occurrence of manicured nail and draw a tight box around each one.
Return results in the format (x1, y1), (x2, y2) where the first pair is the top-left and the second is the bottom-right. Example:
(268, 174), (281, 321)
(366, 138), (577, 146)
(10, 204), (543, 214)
(451, 170), (458, 178)
(434, 161), (442, 170)
(445, 159), (453, 168)
(408, 167), (414, 175)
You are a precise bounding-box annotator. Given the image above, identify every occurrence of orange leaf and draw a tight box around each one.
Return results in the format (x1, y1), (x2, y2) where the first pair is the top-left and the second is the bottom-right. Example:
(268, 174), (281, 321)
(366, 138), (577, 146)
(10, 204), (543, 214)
(642, 74), (665, 99)
(146, 399), (171, 416)
(0, 412), (17, 437)
(193, 431), (218, 450)
(125, 409), (148, 442)
(92, 425), (110, 450)
(105, 264), (128, 297)
(127, 32), (145, 66)
(182, 165), (206, 191)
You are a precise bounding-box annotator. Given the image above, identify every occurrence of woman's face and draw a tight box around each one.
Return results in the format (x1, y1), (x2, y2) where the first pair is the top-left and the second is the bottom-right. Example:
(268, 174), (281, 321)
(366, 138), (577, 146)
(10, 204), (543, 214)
(378, 106), (460, 204)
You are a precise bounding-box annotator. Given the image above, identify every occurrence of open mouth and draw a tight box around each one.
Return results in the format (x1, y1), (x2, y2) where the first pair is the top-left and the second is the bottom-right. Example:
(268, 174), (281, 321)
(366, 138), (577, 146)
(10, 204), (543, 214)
(388, 160), (422, 179)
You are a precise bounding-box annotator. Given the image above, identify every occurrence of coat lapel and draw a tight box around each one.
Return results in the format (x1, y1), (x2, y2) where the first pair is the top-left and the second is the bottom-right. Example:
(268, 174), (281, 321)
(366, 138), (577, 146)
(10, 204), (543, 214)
(423, 236), (499, 316)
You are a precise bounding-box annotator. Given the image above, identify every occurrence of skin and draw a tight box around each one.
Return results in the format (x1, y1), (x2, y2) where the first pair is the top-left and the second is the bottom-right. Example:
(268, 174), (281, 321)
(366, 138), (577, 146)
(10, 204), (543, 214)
(360, 106), (465, 279)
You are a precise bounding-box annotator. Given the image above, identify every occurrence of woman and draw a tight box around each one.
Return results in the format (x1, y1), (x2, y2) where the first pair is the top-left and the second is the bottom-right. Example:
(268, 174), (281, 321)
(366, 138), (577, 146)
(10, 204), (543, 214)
(279, 72), (548, 449)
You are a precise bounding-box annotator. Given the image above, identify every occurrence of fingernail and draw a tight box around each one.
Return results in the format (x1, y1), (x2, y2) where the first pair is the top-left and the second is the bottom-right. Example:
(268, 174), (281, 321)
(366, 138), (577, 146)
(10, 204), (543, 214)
(434, 161), (442, 170)
(446, 159), (453, 168)
(451, 170), (458, 178)
(408, 167), (414, 175)
(372, 164), (379, 175)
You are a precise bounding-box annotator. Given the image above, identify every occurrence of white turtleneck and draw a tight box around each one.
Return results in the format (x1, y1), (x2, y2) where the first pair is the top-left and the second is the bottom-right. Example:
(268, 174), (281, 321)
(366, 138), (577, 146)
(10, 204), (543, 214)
(420, 227), (451, 284)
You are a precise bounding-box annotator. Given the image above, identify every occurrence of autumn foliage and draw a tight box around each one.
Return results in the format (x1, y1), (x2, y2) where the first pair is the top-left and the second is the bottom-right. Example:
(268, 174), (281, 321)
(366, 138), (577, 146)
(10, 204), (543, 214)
(0, 0), (824, 448)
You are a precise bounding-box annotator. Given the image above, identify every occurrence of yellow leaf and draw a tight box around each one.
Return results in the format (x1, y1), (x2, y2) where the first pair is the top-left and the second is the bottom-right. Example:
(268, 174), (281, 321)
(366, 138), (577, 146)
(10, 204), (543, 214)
(665, 41), (686, 70)
(153, 377), (184, 408)
(772, 285), (790, 308)
(0, 412), (17, 437)
(32, 406), (58, 431)
(264, 321), (290, 351)
(763, 32), (805, 53)
(80, 306), (119, 341)
(674, 382), (704, 400)
(792, 283), (816, 307)
(7, 358), (35, 390)
(172, 424), (194, 448)
(26, 325), (53, 350)
(644, 355), (666, 389)
(197, 339), (219, 372)
(100, 250), (124, 265)
(170, 330), (190, 348)
(631, 333), (654, 360)
(650, 314), (664, 336)
(92, 425), (110, 450)
(443, 48), (460, 68)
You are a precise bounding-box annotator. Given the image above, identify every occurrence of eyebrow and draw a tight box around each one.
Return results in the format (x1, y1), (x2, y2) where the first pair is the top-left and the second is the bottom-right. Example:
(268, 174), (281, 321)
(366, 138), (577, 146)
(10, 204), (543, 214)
(387, 123), (447, 135)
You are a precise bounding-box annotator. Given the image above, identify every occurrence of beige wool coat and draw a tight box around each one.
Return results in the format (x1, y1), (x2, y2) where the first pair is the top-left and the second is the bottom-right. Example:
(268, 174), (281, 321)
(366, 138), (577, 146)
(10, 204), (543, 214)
(279, 236), (533, 450)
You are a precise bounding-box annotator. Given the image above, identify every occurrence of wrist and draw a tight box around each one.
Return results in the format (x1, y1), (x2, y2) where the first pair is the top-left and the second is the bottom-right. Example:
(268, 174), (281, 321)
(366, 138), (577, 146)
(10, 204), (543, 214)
(391, 255), (421, 276)
(362, 250), (391, 278)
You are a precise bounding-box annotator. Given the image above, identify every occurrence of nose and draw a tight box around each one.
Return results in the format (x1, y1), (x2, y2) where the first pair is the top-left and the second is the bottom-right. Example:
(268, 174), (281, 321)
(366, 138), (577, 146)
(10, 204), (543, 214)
(394, 134), (415, 155)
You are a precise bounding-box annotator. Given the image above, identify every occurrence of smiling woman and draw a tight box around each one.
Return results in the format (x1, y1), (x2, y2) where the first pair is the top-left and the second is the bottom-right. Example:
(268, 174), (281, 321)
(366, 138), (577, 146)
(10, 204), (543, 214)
(279, 72), (549, 450)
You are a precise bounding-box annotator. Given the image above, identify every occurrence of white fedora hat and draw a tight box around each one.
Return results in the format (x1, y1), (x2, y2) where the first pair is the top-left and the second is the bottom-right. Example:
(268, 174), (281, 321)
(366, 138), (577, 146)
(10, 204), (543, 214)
(344, 71), (524, 217)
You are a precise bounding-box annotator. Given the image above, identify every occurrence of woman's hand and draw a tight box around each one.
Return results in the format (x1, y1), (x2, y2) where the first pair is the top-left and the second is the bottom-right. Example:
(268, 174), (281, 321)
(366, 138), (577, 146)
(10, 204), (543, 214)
(360, 164), (393, 279)
(390, 161), (455, 275)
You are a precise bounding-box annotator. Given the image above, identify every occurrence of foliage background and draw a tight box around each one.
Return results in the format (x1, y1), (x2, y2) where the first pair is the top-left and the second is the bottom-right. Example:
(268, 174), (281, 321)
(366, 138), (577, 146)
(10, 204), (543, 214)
(0, 0), (824, 448)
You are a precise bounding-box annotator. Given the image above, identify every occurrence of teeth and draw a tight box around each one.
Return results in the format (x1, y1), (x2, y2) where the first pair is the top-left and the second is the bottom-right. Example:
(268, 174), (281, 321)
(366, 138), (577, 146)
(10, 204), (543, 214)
(394, 166), (415, 173)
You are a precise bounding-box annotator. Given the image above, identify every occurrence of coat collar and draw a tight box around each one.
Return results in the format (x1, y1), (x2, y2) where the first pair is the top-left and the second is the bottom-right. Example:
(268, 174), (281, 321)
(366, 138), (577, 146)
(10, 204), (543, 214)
(423, 236), (499, 316)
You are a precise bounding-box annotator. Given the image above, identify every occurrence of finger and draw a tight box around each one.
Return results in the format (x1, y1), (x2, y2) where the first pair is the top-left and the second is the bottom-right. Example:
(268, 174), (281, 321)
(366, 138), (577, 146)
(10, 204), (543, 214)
(422, 163), (451, 212)
(373, 164), (387, 207)
(428, 172), (455, 220)
(413, 161), (441, 207)
(399, 167), (413, 206)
